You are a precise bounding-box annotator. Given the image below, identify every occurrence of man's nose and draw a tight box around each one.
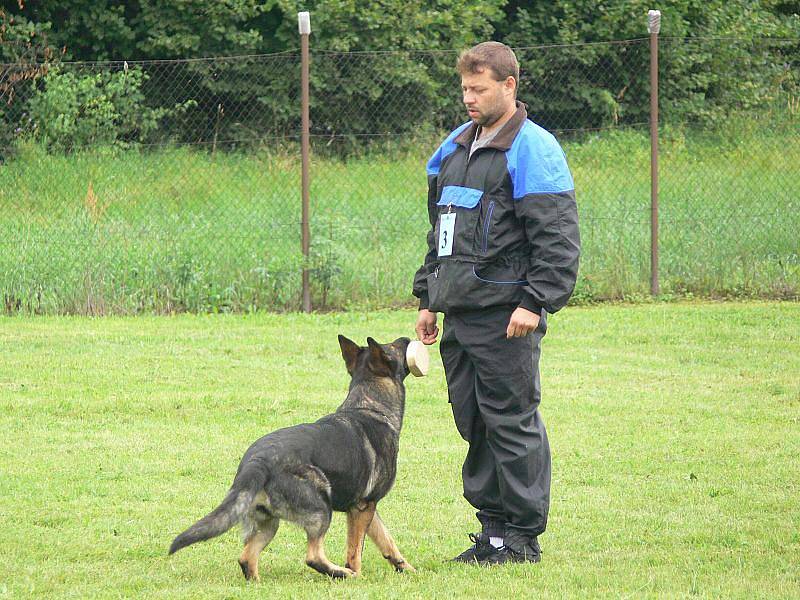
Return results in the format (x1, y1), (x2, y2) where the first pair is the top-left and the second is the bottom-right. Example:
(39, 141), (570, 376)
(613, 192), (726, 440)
(463, 91), (475, 105)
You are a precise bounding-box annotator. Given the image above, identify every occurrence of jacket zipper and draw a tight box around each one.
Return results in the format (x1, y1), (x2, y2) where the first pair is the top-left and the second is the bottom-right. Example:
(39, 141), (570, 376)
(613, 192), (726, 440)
(481, 200), (495, 253)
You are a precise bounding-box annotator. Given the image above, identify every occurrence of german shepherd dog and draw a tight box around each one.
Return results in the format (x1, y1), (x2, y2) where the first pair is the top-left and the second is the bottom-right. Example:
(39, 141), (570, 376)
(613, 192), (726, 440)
(169, 336), (415, 580)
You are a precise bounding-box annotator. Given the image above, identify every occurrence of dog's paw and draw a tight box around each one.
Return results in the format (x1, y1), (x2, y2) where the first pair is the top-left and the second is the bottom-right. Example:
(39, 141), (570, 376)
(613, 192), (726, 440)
(238, 559), (254, 581)
(330, 566), (356, 579)
(394, 560), (415, 573)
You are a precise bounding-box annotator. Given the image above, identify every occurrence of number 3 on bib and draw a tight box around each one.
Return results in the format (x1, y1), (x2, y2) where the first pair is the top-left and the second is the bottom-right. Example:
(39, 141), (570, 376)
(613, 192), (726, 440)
(438, 213), (455, 257)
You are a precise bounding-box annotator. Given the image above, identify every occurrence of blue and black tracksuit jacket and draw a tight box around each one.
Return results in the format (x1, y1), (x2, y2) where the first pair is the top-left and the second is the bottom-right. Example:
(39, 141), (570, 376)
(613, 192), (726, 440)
(413, 102), (580, 315)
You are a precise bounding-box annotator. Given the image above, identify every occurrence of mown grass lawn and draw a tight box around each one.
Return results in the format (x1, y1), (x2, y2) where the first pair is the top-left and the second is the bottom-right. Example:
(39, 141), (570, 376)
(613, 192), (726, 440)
(1, 302), (798, 598)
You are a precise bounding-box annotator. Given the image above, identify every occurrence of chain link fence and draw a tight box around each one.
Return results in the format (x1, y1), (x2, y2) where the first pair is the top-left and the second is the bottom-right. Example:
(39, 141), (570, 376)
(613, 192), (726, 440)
(1, 36), (798, 314)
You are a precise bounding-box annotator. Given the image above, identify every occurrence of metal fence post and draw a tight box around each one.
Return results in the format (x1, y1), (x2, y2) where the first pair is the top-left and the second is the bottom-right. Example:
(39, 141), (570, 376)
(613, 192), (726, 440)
(648, 10), (661, 296)
(299, 11), (312, 312)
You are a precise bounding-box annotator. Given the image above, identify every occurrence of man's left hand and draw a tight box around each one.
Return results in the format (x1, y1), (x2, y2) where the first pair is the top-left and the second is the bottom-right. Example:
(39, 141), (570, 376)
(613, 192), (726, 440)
(506, 307), (540, 338)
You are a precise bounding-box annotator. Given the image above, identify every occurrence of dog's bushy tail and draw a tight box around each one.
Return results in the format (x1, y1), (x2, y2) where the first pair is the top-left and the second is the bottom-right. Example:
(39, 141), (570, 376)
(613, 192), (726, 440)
(169, 471), (264, 555)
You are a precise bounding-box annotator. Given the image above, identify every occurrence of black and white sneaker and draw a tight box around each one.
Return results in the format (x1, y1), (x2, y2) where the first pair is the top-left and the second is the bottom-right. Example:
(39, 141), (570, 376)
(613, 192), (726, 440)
(483, 537), (542, 565)
(450, 532), (499, 564)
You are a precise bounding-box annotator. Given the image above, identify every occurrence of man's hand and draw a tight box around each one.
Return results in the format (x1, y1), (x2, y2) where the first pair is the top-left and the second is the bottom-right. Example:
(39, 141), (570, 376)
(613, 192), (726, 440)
(415, 309), (439, 345)
(506, 307), (540, 338)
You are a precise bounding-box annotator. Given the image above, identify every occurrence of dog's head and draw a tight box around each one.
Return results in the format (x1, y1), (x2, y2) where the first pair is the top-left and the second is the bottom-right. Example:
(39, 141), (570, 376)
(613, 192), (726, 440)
(337, 335), (412, 382)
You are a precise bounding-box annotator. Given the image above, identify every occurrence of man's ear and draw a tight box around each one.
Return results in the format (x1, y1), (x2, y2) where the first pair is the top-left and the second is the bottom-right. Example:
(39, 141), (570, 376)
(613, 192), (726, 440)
(504, 75), (516, 96)
(338, 335), (360, 375)
(366, 337), (393, 377)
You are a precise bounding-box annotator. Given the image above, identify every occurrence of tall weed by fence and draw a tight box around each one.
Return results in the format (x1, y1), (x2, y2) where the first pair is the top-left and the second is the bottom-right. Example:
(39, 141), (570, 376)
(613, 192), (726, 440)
(1, 37), (798, 314)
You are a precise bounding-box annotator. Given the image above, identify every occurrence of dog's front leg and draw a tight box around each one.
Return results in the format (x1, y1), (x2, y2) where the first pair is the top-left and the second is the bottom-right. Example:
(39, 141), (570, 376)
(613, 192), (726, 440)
(366, 511), (415, 573)
(345, 501), (376, 575)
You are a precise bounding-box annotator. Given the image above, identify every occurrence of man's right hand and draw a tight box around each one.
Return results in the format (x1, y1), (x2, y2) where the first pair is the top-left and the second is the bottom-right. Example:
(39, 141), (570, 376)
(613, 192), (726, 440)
(415, 309), (439, 345)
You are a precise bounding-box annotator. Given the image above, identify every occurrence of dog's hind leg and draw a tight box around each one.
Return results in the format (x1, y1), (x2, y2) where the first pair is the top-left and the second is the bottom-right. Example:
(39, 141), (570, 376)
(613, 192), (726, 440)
(272, 464), (353, 579)
(344, 501), (376, 575)
(238, 512), (279, 582)
(367, 511), (415, 573)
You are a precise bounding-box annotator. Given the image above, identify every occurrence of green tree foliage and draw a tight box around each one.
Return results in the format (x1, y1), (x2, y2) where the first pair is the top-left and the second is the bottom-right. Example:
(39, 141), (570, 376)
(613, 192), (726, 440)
(0, 6), (57, 150)
(25, 66), (196, 151)
(264, 0), (503, 140)
(1, 0), (798, 152)
(494, 1), (800, 128)
(2, 0), (284, 150)
(2, 1), (273, 60)
(2, 0), (502, 150)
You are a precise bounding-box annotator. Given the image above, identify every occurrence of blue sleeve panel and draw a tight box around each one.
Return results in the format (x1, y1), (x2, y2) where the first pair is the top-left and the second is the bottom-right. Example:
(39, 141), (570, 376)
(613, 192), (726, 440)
(509, 121), (580, 314)
(506, 120), (574, 198)
(426, 121), (472, 176)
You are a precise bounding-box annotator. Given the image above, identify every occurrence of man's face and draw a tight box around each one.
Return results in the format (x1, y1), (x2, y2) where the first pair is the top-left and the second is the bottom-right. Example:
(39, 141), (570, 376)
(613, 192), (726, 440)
(461, 68), (515, 128)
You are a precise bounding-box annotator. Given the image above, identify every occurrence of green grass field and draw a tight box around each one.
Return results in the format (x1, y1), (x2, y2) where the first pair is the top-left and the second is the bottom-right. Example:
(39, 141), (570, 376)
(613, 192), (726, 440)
(1, 302), (798, 598)
(1, 122), (798, 314)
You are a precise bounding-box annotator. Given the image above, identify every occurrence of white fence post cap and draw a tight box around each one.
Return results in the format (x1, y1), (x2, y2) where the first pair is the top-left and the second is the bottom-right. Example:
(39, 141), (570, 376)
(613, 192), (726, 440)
(298, 12), (311, 35)
(648, 10), (661, 34)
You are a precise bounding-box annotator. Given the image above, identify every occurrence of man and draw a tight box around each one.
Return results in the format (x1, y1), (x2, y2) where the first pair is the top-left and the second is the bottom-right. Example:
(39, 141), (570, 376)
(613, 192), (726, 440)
(412, 41), (580, 565)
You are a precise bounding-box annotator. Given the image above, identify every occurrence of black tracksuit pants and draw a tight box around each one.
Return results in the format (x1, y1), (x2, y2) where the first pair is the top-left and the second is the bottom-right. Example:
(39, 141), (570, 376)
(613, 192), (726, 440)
(440, 304), (551, 539)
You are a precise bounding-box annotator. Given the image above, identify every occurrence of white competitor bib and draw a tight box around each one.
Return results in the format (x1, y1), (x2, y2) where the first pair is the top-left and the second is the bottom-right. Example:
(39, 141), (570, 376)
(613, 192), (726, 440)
(438, 212), (456, 257)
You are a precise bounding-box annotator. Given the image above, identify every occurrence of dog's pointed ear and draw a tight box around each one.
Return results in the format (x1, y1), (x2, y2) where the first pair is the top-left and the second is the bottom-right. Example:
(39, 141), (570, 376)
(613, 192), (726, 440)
(338, 335), (360, 375)
(366, 337), (393, 377)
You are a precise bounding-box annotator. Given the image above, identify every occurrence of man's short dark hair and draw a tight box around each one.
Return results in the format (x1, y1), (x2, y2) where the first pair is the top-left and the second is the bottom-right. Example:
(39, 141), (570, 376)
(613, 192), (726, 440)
(457, 41), (520, 88)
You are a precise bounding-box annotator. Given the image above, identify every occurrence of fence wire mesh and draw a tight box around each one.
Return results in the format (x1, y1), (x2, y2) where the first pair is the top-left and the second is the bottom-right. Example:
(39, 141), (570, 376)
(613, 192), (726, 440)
(0, 36), (798, 314)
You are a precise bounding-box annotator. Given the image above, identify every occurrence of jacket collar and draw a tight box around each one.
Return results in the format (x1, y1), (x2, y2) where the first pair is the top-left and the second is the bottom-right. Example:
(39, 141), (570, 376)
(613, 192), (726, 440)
(454, 101), (528, 152)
